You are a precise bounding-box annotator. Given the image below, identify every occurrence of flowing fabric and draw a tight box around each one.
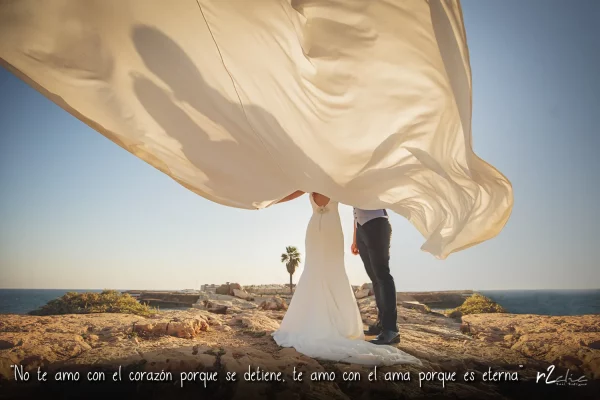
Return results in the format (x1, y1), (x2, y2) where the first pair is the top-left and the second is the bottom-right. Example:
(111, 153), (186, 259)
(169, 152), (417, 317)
(273, 194), (421, 366)
(0, 0), (513, 259)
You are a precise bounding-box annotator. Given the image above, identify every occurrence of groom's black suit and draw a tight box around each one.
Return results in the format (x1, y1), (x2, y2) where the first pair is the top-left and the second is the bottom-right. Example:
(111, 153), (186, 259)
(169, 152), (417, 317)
(354, 209), (398, 333)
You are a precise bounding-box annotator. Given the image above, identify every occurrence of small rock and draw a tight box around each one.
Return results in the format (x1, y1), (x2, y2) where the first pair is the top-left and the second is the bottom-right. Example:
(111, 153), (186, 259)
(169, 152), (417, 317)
(460, 322), (471, 334)
(586, 340), (600, 350)
(0, 339), (17, 350)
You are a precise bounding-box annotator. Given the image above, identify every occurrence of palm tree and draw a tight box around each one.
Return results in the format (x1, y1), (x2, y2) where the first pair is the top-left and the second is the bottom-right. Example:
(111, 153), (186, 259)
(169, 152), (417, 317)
(281, 246), (301, 294)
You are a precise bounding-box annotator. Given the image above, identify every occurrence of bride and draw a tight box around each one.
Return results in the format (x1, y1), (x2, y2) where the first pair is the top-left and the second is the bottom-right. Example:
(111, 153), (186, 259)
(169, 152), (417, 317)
(271, 191), (421, 366)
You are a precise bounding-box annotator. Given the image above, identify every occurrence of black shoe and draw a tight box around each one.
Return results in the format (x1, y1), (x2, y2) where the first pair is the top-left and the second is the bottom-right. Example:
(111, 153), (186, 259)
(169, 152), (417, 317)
(364, 322), (382, 336)
(369, 330), (400, 345)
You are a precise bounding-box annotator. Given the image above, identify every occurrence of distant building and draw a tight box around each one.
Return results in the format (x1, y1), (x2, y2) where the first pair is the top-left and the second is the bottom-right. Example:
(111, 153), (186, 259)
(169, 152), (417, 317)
(201, 284), (218, 293)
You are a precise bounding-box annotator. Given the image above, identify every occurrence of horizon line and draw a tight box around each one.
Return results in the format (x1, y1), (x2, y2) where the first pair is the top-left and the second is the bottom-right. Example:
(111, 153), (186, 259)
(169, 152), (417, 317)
(1, 287), (599, 292)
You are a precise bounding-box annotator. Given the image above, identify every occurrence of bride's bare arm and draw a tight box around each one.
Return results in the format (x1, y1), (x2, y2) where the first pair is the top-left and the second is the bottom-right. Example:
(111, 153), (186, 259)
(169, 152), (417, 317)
(276, 190), (305, 204)
(312, 193), (330, 207)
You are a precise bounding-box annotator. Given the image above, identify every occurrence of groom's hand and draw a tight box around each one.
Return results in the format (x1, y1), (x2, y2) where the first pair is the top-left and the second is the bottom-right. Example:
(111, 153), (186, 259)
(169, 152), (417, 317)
(351, 243), (359, 255)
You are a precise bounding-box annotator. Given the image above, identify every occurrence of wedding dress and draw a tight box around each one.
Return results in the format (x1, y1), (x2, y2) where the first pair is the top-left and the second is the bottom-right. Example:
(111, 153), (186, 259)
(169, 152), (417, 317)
(272, 194), (421, 366)
(0, 0), (513, 259)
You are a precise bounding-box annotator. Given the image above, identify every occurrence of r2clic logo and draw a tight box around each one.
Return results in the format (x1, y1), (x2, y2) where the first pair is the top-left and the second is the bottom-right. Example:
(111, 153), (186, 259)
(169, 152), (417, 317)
(536, 365), (588, 387)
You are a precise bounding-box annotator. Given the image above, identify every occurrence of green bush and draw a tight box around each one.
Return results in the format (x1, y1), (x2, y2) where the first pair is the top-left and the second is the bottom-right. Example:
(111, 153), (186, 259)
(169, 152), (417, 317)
(445, 293), (507, 318)
(28, 290), (157, 317)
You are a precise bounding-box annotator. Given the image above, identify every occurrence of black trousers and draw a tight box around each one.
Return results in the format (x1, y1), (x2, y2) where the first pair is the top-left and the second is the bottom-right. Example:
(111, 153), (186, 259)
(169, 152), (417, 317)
(356, 217), (398, 332)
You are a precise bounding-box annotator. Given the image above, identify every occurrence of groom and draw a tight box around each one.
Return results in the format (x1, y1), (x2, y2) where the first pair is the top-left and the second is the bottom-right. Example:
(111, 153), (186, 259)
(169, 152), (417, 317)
(351, 207), (400, 345)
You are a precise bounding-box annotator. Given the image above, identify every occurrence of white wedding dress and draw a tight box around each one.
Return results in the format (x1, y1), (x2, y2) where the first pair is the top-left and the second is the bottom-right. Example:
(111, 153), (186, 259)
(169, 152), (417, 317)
(272, 194), (421, 366)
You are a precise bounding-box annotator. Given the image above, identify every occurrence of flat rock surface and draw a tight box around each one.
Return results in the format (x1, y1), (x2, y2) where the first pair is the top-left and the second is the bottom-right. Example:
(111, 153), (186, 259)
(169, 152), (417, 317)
(1, 298), (598, 399)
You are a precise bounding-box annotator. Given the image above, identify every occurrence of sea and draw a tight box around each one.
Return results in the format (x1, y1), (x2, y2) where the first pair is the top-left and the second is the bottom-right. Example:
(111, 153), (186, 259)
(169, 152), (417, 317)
(478, 289), (600, 316)
(0, 288), (598, 316)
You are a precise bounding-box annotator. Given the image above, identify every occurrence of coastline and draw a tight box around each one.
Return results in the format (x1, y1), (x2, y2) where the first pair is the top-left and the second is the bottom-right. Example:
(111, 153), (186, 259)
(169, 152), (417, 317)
(0, 292), (598, 399)
(1, 287), (598, 316)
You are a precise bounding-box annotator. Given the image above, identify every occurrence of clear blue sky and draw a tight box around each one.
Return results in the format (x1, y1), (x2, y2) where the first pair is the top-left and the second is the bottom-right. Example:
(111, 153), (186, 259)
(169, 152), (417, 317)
(0, 1), (598, 291)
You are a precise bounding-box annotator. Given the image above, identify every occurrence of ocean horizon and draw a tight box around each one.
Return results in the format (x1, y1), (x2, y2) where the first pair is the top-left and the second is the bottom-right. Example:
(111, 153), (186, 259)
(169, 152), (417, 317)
(0, 288), (598, 316)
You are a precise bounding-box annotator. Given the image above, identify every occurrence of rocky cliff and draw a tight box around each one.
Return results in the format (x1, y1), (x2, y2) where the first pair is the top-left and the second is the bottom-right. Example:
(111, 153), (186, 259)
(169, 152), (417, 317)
(0, 295), (598, 399)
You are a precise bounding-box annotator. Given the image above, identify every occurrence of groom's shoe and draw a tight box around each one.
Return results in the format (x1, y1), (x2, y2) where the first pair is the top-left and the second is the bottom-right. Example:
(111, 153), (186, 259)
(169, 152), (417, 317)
(364, 322), (382, 336)
(369, 330), (400, 345)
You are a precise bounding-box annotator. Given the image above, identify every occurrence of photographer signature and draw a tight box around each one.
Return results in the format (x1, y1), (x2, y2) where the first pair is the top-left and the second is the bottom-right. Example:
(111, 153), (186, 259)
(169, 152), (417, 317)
(536, 365), (588, 386)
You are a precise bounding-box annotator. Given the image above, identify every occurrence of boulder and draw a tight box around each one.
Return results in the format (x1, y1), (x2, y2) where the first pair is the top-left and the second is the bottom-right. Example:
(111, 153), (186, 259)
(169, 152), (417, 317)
(258, 296), (288, 311)
(354, 288), (371, 299)
(203, 300), (228, 314)
(216, 282), (243, 296)
(355, 282), (374, 297)
(215, 284), (230, 295)
(233, 288), (254, 301)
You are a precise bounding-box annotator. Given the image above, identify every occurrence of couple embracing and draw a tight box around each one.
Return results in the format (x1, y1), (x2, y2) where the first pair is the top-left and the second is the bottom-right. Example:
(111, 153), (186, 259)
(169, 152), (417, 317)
(271, 191), (420, 366)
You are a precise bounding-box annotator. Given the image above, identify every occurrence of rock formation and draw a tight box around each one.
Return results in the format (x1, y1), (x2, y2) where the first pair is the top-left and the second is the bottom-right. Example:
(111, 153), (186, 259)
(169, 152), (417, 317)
(0, 295), (598, 399)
